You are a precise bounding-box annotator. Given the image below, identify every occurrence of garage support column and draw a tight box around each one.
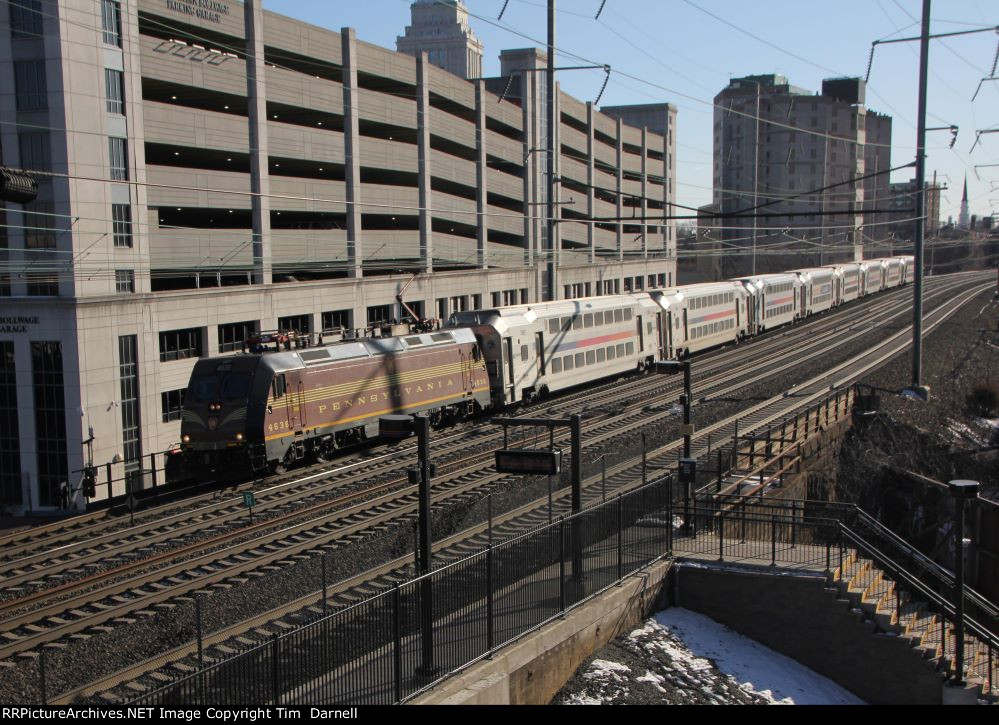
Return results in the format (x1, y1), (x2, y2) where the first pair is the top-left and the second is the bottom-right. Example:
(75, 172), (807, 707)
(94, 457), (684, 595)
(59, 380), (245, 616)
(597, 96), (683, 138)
(417, 54), (433, 274)
(586, 102), (595, 265)
(475, 80), (488, 270)
(641, 127), (649, 259)
(615, 117), (624, 262)
(341, 28), (363, 279)
(522, 72), (536, 271)
(244, 0), (272, 285)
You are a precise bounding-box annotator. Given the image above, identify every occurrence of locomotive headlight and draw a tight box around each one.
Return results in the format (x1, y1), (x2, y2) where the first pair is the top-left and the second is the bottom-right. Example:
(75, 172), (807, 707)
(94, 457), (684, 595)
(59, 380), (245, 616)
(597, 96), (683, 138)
(182, 435), (191, 443)
(236, 432), (244, 441)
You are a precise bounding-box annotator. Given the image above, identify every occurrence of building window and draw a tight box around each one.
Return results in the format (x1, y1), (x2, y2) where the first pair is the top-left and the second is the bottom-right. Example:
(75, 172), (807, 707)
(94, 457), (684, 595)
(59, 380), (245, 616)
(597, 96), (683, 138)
(105, 69), (124, 114)
(115, 269), (134, 293)
(278, 314), (310, 335)
(112, 203), (132, 247)
(9, 0), (43, 37)
(14, 61), (47, 110)
(367, 304), (392, 327)
(23, 201), (55, 249)
(102, 0), (122, 47)
(26, 272), (58, 296)
(0, 342), (22, 506)
(402, 300), (424, 322)
(32, 341), (67, 507)
(118, 335), (142, 490)
(218, 321), (257, 353)
(322, 309), (351, 333)
(109, 137), (128, 180)
(161, 389), (185, 423)
(159, 328), (202, 362)
(18, 132), (50, 172)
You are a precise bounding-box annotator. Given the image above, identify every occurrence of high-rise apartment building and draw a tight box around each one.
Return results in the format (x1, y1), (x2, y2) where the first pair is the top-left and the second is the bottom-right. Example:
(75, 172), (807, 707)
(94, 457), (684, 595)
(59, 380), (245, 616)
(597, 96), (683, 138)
(711, 75), (892, 277)
(0, 0), (675, 513)
(396, 0), (483, 80)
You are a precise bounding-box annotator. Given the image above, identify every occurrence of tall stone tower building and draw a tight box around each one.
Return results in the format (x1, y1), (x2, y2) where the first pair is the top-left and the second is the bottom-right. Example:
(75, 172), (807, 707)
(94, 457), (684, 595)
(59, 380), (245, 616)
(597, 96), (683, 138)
(397, 0), (484, 80)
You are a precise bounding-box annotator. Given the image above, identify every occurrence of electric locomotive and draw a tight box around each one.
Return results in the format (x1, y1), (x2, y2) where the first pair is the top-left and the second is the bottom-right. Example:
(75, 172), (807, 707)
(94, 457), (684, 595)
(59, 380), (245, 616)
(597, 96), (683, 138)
(181, 328), (490, 476)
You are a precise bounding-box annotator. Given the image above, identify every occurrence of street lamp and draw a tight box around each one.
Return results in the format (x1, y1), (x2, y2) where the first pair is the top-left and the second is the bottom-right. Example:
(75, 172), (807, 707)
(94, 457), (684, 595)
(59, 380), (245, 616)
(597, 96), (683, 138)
(947, 479), (979, 689)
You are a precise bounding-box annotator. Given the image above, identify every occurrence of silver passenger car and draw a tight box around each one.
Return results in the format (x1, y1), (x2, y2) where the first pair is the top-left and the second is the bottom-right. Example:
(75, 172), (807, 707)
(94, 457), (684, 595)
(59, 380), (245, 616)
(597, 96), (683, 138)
(447, 295), (654, 405)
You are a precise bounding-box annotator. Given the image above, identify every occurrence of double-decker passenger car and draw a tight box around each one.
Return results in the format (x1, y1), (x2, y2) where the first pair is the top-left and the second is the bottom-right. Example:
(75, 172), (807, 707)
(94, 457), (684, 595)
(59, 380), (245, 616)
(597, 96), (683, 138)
(793, 267), (838, 315)
(650, 282), (750, 357)
(738, 273), (803, 332)
(448, 296), (655, 406)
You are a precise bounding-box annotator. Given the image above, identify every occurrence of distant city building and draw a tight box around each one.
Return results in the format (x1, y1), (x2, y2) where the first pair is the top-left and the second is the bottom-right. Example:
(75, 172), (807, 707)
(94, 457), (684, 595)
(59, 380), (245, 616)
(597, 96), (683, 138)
(887, 179), (942, 249)
(712, 75), (892, 276)
(396, 0), (483, 80)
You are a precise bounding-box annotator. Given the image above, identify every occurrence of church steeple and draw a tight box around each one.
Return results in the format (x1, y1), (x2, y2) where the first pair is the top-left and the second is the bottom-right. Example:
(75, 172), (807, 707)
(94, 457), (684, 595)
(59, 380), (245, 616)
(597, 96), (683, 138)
(958, 175), (970, 229)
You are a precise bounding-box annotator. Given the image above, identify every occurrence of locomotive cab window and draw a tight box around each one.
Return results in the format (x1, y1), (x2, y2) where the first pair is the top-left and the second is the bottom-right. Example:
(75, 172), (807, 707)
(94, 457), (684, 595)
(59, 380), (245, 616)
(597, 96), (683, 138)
(222, 374), (252, 400)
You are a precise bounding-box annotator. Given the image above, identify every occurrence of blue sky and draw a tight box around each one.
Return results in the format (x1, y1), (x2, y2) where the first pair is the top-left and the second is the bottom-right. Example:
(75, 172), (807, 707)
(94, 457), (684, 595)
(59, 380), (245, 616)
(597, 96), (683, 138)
(262, 0), (998, 224)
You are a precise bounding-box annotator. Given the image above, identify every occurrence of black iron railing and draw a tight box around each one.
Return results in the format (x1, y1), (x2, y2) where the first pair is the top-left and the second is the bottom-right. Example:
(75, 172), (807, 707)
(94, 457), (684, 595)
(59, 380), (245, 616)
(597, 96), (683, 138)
(127, 477), (675, 706)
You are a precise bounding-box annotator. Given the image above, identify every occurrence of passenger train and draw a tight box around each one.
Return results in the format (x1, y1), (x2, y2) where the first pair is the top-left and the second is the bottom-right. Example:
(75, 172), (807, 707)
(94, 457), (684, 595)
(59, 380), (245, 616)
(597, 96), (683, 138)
(180, 256), (913, 476)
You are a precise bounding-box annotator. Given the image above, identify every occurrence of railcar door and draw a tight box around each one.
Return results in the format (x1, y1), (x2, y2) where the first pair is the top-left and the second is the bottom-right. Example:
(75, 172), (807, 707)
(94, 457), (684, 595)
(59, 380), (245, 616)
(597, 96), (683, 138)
(504, 337), (515, 404)
(655, 312), (666, 360)
(288, 378), (304, 430)
(637, 315), (644, 353)
(536, 332), (546, 375)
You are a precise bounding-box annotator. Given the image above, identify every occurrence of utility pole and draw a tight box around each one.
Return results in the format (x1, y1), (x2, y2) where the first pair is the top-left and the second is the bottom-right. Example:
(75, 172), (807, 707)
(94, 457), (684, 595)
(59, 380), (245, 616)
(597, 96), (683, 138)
(545, 0), (557, 301)
(910, 0), (931, 399)
(752, 82), (760, 275)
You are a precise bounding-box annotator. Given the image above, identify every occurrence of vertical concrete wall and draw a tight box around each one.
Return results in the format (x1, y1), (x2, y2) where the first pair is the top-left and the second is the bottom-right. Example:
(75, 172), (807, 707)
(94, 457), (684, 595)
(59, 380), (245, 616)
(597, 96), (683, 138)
(674, 564), (945, 705)
(413, 559), (673, 705)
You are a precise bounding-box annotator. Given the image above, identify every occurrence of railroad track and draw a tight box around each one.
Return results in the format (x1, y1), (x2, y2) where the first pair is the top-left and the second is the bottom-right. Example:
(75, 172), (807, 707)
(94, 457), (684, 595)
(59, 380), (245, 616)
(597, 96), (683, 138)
(0, 275), (946, 599)
(15, 273), (985, 702)
(0, 274), (973, 606)
(0, 275), (983, 663)
(69, 274), (996, 705)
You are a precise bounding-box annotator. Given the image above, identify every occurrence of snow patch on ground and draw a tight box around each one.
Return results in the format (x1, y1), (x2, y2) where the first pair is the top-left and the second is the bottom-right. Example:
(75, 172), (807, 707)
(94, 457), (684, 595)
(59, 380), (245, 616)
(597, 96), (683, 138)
(946, 418), (991, 447)
(557, 608), (863, 705)
(654, 609), (864, 705)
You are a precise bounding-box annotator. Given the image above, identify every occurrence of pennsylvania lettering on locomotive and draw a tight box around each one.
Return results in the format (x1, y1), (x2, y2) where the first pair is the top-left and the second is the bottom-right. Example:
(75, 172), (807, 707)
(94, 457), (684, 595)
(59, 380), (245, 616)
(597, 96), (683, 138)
(319, 378), (454, 413)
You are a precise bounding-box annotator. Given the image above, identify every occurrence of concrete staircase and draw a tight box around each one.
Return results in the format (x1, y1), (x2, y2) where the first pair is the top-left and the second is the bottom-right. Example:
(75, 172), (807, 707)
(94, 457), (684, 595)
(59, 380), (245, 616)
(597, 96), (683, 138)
(831, 549), (997, 702)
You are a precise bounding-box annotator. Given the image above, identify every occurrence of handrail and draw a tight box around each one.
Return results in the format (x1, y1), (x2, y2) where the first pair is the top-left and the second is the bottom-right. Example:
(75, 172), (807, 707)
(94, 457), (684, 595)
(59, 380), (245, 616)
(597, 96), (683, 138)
(839, 523), (999, 650)
(694, 493), (999, 632)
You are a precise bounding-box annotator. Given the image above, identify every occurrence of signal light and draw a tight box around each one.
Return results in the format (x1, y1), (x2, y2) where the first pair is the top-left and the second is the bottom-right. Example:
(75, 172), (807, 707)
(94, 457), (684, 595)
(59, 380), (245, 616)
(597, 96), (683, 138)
(82, 465), (97, 498)
(0, 169), (38, 204)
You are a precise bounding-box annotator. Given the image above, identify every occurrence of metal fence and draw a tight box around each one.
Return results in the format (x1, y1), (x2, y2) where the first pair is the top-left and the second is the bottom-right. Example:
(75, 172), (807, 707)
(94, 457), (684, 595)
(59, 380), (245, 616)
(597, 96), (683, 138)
(127, 476), (674, 706)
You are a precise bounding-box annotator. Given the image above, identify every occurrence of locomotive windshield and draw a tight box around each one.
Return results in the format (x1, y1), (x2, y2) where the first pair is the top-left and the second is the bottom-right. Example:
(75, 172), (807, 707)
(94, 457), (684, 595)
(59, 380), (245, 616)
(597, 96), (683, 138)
(221, 373), (252, 399)
(187, 373), (253, 403)
(187, 376), (218, 404)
